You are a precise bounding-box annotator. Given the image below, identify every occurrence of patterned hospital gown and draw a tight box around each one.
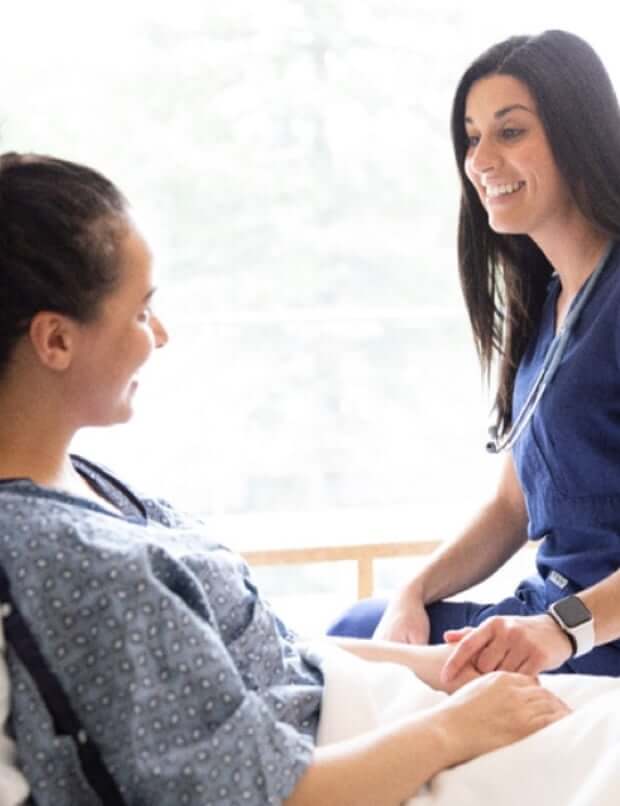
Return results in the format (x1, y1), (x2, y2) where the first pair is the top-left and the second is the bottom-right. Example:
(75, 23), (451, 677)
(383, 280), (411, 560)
(0, 456), (324, 805)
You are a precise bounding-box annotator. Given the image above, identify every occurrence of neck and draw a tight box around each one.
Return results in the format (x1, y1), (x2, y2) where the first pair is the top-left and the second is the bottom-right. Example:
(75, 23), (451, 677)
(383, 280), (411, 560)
(533, 218), (611, 297)
(0, 432), (77, 490)
(0, 386), (78, 490)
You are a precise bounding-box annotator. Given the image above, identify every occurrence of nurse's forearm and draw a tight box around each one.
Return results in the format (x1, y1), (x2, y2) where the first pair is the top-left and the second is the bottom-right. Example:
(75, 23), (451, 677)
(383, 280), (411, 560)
(410, 456), (528, 603)
(414, 499), (526, 602)
(579, 568), (620, 645)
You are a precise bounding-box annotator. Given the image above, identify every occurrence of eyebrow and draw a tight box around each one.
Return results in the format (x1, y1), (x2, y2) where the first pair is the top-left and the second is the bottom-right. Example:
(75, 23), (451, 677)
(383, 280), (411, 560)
(142, 287), (157, 303)
(465, 103), (534, 125)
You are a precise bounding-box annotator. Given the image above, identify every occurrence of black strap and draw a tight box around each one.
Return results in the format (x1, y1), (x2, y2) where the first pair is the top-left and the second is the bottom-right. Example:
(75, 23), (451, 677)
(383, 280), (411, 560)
(0, 563), (127, 805)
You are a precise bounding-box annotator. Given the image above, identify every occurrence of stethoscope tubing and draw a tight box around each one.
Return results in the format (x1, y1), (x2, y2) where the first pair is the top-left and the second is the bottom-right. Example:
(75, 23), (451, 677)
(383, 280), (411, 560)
(486, 241), (615, 454)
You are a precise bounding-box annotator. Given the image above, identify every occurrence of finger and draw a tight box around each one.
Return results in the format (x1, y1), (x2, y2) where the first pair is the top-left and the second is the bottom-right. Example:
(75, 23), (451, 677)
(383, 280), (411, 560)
(389, 629), (410, 644)
(512, 673), (540, 692)
(496, 647), (531, 674)
(474, 642), (511, 674)
(447, 662), (482, 692)
(529, 693), (572, 723)
(541, 688), (571, 714)
(441, 630), (494, 682)
(527, 705), (569, 733)
(373, 620), (400, 641)
(505, 672), (540, 687)
(527, 684), (570, 713)
(553, 698), (572, 716)
(515, 657), (543, 676)
(443, 627), (473, 643)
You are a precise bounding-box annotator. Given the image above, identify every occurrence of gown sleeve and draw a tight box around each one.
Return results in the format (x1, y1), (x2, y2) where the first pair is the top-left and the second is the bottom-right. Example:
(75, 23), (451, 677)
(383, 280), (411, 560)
(4, 512), (319, 806)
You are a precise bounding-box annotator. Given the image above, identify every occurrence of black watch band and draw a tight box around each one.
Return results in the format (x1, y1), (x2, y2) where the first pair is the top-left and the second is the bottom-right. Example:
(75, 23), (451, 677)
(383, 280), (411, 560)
(558, 624), (578, 656)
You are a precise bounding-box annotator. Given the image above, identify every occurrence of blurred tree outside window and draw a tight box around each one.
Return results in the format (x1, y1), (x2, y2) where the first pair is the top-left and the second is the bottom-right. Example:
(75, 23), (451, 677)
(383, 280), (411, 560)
(2, 1), (617, 563)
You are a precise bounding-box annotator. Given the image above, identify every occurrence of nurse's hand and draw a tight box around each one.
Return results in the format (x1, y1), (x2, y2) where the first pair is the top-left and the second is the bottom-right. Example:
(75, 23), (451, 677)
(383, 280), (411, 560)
(373, 583), (430, 644)
(439, 614), (574, 684)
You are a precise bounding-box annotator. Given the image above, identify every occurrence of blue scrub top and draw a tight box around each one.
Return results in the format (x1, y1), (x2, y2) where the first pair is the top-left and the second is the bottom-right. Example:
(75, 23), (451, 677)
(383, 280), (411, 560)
(513, 241), (620, 615)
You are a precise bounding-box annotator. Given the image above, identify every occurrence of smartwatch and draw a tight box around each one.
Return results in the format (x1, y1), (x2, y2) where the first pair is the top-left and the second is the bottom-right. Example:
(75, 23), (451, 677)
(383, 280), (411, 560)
(547, 595), (595, 657)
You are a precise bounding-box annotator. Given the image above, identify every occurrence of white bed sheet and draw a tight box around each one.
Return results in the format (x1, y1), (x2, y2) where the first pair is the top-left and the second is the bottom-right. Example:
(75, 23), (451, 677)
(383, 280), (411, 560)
(312, 642), (620, 806)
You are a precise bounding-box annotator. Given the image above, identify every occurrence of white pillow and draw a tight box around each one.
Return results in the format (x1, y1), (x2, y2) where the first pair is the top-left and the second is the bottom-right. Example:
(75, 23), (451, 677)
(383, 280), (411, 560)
(0, 620), (30, 806)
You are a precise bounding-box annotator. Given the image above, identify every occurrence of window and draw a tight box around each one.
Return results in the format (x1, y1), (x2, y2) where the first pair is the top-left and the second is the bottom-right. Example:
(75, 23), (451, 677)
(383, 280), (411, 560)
(3, 2), (617, 558)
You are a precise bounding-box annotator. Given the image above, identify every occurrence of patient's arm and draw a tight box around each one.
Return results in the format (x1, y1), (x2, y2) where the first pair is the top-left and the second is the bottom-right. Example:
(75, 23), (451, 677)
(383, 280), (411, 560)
(330, 636), (480, 692)
(285, 672), (569, 806)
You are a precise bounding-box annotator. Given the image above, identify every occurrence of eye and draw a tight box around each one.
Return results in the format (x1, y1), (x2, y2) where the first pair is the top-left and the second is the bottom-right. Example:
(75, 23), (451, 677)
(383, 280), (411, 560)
(501, 127), (524, 140)
(137, 307), (152, 323)
(466, 134), (480, 148)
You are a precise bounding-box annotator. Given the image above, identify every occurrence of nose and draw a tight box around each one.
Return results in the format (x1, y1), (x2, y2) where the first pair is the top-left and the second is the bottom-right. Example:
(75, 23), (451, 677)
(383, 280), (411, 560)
(467, 135), (501, 179)
(151, 314), (169, 349)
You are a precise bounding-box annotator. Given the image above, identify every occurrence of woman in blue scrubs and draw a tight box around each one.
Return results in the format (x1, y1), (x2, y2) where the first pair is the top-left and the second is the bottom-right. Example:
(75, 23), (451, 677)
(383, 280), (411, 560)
(328, 30), (620, 678)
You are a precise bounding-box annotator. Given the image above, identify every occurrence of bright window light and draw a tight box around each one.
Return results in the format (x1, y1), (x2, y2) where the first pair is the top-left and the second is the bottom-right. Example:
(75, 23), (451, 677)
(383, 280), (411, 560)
(2, 2), (616, 554)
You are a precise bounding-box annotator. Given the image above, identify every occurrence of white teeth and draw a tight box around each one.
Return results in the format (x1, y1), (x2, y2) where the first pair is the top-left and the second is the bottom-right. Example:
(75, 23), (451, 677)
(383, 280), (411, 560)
(486, 181), (524, 199)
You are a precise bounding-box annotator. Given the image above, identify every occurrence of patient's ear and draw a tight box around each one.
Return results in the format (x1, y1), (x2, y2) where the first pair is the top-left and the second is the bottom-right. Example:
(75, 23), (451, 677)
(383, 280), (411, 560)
(28, 312), (76, 371)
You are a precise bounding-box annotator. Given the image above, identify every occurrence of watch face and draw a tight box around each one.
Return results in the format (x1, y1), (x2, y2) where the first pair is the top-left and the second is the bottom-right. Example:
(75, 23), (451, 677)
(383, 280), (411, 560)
(554, 596), (591, 628)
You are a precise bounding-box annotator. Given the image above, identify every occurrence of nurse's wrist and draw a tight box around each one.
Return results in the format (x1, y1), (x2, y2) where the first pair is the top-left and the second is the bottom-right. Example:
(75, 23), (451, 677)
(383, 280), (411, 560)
(402, 576), (430, 605)
(544, 613), (577, 657)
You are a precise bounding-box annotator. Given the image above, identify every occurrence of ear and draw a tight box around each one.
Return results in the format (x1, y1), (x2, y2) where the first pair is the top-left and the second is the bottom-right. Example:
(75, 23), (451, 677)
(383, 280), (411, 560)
(28, 312), (77, 371)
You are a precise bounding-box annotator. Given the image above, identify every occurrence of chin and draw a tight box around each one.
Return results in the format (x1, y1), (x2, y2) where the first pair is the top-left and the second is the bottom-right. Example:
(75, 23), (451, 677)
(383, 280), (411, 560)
(488, 219), (526, 236)
(116, 406), (135, 424)
(98, 406), (135, 427)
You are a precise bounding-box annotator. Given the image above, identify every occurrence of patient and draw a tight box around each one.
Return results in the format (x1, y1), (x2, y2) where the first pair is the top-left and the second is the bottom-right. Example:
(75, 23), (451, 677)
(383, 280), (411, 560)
(0, 152), (568, 806)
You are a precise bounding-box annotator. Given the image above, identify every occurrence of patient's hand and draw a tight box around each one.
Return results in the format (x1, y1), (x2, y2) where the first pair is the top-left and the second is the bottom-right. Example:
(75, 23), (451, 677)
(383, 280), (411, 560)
(438, 672), (571, 765)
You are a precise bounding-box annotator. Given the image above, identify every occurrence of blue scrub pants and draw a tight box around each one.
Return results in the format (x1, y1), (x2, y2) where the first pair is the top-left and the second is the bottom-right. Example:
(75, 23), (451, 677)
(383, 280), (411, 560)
(326, 578), (620, 675)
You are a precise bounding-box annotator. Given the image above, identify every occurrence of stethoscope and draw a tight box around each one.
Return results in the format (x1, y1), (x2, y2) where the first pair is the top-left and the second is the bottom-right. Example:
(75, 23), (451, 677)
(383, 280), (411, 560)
(486, 241), (615, 454)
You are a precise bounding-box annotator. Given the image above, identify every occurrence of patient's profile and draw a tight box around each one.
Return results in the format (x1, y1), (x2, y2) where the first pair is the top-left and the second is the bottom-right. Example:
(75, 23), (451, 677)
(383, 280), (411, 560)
(0, 151), (572, 805)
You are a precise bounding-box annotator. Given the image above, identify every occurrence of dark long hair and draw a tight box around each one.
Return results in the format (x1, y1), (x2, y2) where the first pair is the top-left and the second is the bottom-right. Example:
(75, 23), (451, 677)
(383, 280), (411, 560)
(0, 152), (128, 377)
(451, 30), (620, 434)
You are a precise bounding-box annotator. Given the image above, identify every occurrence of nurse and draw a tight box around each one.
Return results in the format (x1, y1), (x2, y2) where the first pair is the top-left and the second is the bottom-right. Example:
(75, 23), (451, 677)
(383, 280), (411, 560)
(328, 30), (620, 678)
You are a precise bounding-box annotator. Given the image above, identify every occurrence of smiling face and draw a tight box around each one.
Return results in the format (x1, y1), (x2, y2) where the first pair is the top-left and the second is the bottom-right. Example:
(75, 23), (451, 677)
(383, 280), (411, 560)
(464, 74), (578, 246)
(66, 223), (168, 427)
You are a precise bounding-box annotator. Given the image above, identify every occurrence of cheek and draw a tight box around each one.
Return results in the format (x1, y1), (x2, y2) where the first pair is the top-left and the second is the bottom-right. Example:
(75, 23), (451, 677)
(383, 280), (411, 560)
(138, 326), (158, 362)
(530, 158), (565, 206)
(464, 157), (475, 184)
(545, 161), (571, 199)
(518, 143), (553, 182)
(120, 326), (155, 374)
